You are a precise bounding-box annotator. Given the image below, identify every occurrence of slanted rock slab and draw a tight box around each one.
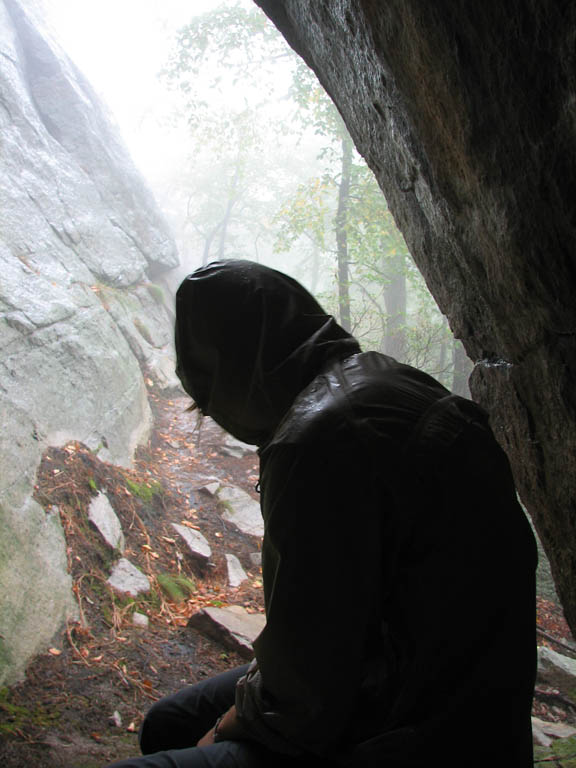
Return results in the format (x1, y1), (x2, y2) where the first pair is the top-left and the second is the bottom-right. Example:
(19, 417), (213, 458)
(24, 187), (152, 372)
(195, 477), (221, 496)
(538, 646), (576, 679)
(88, 492), (125, 551)
(107, 558), (150, 597)
(225, 554), (249, 587)
(187, 605), (265, 659)
(220, 435), (257, 459)
(172, 522), (212, 562)
(217, 486), (263, 538)
(532, 717), (576, 748)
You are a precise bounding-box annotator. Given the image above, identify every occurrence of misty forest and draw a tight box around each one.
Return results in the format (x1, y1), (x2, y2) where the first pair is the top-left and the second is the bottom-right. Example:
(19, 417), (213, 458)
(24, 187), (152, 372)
(1, 0), (576, 766)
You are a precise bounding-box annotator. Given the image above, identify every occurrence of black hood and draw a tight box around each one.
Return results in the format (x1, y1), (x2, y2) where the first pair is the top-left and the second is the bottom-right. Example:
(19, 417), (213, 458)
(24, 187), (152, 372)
(175, 260), (360, 446)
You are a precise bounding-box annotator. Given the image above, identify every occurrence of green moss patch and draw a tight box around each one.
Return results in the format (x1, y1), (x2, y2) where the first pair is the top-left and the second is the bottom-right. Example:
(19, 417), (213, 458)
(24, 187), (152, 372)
(157, 573), (196, 603)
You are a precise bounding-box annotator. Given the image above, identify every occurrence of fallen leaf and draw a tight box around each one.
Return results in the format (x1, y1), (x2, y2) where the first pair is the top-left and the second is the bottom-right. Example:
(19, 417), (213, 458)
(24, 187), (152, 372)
(181, 521), (201, 530)
(48, 647), (62, 656)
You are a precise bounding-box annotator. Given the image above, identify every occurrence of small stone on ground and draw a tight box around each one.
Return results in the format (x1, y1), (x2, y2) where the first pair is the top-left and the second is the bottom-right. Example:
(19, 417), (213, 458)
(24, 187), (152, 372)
(217, 485), (263, 537)
(107, 558), (150, 597)
(226, 553), (249, 587)
(88, 492), (125, 551)
(187, 605), (265, 659)
(172, 522), (212, 561)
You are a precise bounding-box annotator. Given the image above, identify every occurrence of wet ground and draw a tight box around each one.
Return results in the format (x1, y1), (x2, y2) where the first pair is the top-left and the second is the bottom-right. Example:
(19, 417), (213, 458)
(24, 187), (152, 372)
(0, 382), (575, 766)
(0, 383), (264, 767)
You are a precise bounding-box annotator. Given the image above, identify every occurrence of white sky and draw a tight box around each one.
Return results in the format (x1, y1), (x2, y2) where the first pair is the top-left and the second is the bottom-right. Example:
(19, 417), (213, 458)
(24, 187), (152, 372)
(43, 0), (255, 181)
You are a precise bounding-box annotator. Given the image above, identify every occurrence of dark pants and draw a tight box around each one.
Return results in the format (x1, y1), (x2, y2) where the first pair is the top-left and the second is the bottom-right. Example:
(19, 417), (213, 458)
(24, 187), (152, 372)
(106, 665), (338, 768)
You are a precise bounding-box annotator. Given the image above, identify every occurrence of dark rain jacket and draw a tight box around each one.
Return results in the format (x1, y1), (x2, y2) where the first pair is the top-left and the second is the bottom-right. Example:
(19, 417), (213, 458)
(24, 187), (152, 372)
(175, 260), (537, 768)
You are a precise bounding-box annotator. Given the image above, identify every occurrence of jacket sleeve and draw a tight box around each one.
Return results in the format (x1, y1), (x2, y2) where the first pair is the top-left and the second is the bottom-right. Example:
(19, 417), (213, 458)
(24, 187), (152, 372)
(235, 437), (387, 757)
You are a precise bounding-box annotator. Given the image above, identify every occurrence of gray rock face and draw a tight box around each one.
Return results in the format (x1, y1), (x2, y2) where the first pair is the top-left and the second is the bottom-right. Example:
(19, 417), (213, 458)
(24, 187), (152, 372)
(255, 1), (576, 636)
(0, 0), (178, 684)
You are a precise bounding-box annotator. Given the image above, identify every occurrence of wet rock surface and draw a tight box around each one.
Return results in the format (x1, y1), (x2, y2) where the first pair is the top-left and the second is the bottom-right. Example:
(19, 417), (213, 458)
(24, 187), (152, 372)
(0, 0), (177, 684)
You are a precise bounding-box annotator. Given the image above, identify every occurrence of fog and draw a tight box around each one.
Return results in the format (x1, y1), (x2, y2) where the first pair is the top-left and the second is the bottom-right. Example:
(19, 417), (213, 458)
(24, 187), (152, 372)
(0, 0), (477, 745)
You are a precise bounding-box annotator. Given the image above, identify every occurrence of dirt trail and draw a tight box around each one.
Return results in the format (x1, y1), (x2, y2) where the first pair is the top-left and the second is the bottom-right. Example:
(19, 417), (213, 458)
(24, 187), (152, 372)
(0, 384), (264, 767)
(0, 383), (575, 766)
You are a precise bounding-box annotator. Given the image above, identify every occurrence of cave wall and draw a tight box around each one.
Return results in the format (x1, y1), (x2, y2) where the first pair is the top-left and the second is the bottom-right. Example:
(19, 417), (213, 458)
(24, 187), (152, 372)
(254, 0), (576, 633)
(0, 0), (179, 684)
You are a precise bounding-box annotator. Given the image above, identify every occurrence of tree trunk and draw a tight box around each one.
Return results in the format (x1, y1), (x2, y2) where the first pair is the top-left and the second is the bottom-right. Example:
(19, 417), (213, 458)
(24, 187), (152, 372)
(216, 162), (241, 260)
(335, 136), (352, 331)
(452, 339), (472, 397)
(202, 223), (221, 266)
(380, 250), (407, 360)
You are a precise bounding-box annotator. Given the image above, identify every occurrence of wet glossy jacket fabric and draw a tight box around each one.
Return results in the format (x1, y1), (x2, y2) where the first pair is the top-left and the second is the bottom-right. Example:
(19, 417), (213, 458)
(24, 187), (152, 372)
(175, 260), (537, 767)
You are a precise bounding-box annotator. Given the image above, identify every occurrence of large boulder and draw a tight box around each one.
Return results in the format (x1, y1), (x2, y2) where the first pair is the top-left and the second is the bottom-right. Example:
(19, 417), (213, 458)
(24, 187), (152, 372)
(255, 1), (576, 637)
(0, 0), (178, 684)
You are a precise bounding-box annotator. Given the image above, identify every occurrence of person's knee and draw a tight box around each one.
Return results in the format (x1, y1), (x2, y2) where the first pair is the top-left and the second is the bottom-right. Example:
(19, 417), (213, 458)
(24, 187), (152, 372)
(139, 697), (177, 754)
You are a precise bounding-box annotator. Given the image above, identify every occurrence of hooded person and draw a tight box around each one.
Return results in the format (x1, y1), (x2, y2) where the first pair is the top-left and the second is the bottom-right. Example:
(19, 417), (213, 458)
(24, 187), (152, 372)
(108, 260), (537, 768)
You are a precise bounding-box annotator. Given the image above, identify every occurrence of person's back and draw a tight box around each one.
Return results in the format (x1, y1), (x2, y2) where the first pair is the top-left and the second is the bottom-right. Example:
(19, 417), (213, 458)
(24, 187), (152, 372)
(106, 260), (536, 768)
(253, 349), (536, 765)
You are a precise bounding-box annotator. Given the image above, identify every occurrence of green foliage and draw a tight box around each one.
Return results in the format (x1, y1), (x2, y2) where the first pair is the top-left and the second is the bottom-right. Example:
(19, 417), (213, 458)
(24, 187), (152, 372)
(157, 573), (196, 603)
(125, 477), (163, 503)
(163, 3), (290, 106)
(164, 0), (459, 382)
(88, 476), (98, 493)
